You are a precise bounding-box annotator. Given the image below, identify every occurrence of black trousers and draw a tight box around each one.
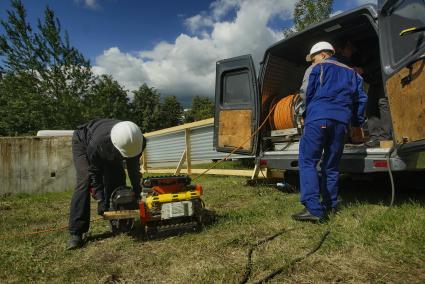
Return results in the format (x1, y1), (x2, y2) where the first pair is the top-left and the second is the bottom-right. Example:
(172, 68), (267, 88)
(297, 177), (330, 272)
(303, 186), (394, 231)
(365, 82), (392, 141)
(365, 97), (392, 141)
(68, 131), (126, 235)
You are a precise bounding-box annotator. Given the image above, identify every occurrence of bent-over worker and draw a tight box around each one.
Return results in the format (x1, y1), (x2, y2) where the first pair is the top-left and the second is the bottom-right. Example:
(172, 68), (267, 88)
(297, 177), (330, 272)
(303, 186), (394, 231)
(67, 119), (146, 249)
(292, 41), (367, 222)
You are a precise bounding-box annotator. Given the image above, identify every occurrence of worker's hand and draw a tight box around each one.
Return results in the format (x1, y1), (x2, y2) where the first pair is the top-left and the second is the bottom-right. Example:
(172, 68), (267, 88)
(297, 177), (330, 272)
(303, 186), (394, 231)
(88, 186), (95, 199)
(97, 200), (106, 216)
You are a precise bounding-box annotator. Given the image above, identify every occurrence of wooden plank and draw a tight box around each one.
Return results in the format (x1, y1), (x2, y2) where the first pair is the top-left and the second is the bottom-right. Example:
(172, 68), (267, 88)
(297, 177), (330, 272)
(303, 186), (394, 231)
(141, 150), (148, 173)
(380, 140), (394, 149)
(185, 129), (192, 174)
(174, 150), (187, 175)
(251, 163), (260, 179)
(143, 168), (268, 177)
(218, 109), (252, 150)
(144, 118), (214, 138)
(386, 60), (425, 144)
(103, 210), (140, 220)
(271, 128), (299, 137)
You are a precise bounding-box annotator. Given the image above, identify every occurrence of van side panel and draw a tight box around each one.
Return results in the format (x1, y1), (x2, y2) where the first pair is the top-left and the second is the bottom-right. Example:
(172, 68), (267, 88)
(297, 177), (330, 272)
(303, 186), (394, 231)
(386, 59), (425, 144)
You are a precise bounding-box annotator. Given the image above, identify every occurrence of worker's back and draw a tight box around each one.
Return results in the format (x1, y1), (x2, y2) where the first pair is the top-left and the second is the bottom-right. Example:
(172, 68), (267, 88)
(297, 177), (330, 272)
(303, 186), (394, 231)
(304, 56), (364, 126)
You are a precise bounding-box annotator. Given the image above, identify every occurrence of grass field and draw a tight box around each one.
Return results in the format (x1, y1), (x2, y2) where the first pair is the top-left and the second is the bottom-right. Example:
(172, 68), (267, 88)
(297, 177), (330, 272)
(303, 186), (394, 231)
(1, 174), (425, 283)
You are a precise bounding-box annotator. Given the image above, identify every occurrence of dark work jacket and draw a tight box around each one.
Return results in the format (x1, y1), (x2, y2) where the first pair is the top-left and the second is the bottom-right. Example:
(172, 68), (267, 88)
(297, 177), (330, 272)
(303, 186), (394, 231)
(75, 118), (145, 199)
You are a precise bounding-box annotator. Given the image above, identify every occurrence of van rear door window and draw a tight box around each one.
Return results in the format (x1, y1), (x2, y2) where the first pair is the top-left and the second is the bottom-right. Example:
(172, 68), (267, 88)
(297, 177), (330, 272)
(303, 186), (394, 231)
(222, 71), (252, 107)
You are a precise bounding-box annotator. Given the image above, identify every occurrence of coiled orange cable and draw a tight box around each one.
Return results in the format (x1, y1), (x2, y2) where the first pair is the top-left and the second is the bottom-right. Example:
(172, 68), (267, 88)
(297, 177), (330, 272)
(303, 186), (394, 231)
(269, 94), (300, 130)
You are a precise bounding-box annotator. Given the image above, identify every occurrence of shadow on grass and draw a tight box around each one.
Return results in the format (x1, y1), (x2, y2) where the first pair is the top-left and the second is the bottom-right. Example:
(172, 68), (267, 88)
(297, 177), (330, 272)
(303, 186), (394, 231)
(338, 172), (425, 207)
(244, 172), (425, 208)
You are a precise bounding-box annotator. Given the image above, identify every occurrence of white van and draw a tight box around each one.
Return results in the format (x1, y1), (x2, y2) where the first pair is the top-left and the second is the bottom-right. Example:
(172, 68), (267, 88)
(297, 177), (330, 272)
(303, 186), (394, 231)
(213, 2), (425, 178)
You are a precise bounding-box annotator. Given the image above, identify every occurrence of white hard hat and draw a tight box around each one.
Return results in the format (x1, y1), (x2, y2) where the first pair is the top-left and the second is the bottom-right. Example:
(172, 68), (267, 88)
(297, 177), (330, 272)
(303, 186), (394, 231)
(306, 41), (335, 62)
(110, 121), (144, 158)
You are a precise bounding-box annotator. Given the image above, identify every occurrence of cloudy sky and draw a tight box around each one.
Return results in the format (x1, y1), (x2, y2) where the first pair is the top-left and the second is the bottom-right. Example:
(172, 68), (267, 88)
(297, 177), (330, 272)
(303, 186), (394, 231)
(0, 0), (377, 101)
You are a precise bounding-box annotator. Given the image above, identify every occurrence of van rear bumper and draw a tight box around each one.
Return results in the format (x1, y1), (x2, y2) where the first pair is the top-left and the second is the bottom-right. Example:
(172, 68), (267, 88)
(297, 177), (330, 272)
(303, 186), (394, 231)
(263, 143), (425, 173)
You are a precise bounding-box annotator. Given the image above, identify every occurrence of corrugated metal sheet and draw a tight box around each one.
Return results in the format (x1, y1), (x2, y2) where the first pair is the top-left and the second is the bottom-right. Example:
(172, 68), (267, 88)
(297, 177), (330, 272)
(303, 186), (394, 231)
(145, 131), (186, 162)
(145, 124), (253, 163)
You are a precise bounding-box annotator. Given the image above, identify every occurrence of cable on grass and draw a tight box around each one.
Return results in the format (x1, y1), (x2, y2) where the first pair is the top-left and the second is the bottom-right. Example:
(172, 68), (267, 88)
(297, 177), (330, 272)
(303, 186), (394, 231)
(254, 230), (330, 283)
(240, 228), (294, 284)
(0, 216), (103, 240)
(240, 229), (330, 284)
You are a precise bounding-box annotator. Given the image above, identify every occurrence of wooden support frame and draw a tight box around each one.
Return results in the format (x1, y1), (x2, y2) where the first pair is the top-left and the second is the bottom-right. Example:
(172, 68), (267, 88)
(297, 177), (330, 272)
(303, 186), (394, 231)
(251, 163), (261, 179)
(141, 150), (148, 173)
(145, 168), (268, 177)
(140, 117), (272, 178)
(174, 150), (187, 175)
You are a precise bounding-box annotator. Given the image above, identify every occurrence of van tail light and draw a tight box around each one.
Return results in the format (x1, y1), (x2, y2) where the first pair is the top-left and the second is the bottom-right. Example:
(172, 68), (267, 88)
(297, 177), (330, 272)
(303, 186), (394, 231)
(373, 160), (388, 168)
(260, 159), (267, 166)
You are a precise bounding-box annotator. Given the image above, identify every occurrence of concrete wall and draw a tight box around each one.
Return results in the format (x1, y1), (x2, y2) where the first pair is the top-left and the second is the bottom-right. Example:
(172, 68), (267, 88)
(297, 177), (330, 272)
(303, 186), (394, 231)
(0, 136), (75, 195)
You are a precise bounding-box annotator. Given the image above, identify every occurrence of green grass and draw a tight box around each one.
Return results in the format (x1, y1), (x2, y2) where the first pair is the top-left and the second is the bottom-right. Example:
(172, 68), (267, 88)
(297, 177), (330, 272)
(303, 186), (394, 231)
(191, 159), (255, 170)
(1, 175), (425, 283)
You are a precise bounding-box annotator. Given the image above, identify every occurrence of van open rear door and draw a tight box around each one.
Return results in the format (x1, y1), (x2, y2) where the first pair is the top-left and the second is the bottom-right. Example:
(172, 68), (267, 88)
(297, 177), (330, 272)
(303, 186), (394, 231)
(379, 0), (425, 152)
(213, 55), (259, 155)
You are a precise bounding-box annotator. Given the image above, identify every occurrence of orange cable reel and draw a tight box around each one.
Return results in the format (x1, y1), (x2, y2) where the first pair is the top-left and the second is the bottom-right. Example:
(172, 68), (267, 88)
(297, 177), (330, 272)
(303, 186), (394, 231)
(269, 93), (300, 130)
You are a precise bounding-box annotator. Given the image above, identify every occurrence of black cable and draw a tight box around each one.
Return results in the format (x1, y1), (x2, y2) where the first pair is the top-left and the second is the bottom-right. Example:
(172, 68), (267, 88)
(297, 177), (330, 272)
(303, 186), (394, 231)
(240, 228), (293, 284)
(255, 230), (330, 283)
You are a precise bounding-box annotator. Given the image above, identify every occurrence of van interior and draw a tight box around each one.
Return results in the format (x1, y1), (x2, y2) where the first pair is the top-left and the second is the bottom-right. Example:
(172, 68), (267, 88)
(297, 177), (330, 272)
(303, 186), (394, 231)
(260, 9), (387, 149)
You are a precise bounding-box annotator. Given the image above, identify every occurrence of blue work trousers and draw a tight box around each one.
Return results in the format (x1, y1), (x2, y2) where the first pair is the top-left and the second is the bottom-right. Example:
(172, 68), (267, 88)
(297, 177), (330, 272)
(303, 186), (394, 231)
(299, 119), (347, 217)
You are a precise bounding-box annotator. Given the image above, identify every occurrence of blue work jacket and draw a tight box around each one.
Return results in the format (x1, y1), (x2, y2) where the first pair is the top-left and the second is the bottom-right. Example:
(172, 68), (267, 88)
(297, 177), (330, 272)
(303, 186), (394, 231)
(299, 56), (368, 126)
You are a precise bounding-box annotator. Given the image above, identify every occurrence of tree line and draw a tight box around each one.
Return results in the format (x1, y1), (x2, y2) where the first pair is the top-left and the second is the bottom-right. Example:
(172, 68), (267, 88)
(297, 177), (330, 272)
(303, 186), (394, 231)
(0, 0), (214, 136)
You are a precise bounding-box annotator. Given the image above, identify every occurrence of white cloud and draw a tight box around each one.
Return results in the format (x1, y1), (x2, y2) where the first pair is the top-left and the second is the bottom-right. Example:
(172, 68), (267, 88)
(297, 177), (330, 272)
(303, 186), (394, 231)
(184, 14), (214, 33)
(92, 47), (150, 91)
(93, 0), (297, 97)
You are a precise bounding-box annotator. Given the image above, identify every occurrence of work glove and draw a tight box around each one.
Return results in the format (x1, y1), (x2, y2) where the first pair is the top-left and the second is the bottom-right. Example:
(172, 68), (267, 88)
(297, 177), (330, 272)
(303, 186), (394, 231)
(97, 200), (106, 216)
(88, 186), (96, 199)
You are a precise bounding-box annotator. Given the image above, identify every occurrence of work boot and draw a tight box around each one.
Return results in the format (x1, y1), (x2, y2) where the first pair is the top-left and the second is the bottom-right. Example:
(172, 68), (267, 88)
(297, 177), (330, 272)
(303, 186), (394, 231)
(291, 208), (324, 223)
(66, 234), (83, 250)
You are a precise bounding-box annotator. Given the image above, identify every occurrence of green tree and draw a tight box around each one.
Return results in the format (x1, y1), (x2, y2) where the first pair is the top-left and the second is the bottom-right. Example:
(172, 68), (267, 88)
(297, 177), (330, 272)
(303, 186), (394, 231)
(84, 75), (130, 120)
(160, 96), (183, 128)
(0, 73), (52, 136)
(130, 84), (162, 133)
(184, 96), (214, 123)
(284, 0), (334, 37)
(0, 0), (93, 132)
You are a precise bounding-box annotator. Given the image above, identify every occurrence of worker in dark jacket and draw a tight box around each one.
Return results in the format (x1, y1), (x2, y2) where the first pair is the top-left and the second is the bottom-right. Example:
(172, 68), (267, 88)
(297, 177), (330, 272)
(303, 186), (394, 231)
(292, 41), (367, 222)
(336, 39), (392, 147)
(67, 119), (146, 249)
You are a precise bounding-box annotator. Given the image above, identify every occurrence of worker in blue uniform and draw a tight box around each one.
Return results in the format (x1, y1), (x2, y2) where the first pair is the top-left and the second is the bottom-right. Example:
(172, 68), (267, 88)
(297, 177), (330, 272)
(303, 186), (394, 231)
(292, 41), (368, 222)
